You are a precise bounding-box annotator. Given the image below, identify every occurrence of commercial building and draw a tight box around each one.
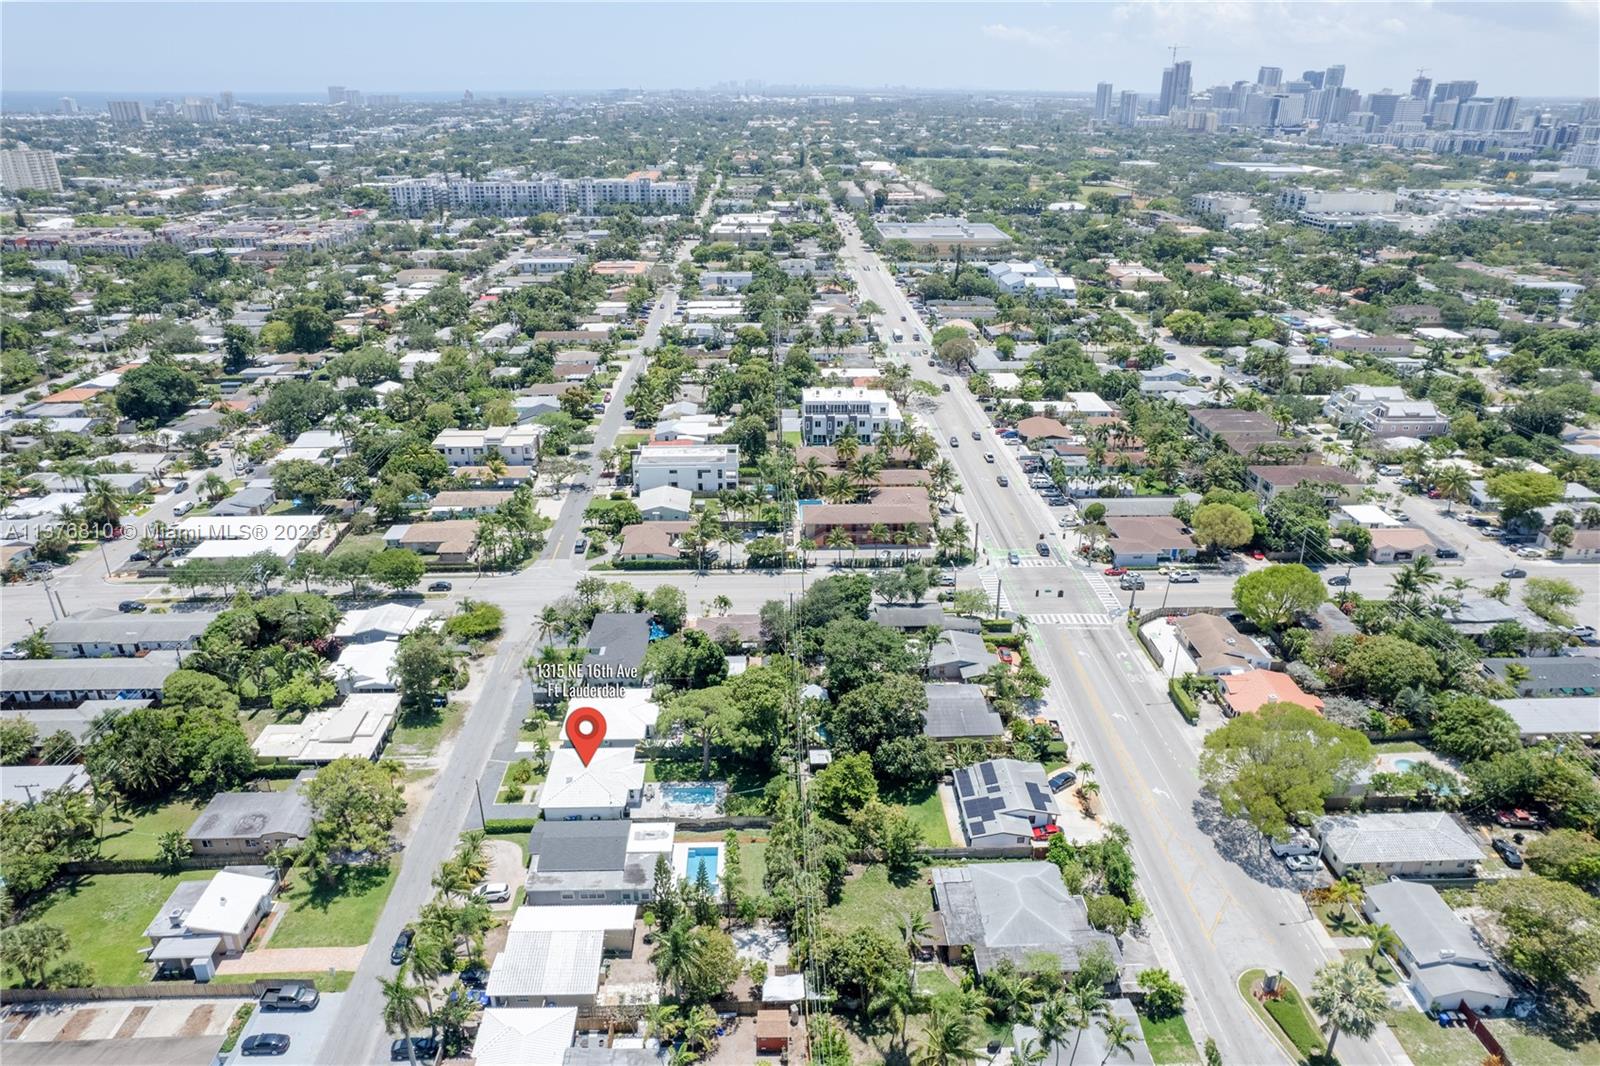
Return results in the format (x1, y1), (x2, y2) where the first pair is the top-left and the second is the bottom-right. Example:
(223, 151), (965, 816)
(0, 149), (64, 193)
(107, 99), (148, 125)
(631, 443), (740, 495)
(874, 218), (1012, 255)
(801, 387), (903, 445)
(1189, 193), (1262, 229)
(42, 610), (217, 658)
(388, 172), (693, 216)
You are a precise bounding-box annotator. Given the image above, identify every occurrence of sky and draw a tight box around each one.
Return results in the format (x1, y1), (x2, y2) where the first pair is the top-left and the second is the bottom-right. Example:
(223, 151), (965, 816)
(3, 1), (1598, 98)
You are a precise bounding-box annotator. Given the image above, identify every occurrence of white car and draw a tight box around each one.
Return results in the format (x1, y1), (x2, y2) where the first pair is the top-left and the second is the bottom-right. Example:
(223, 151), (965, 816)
(1283, 854), (1319, 873)
(473, 882), (512, 903)
(1167, 571), (1199, 583)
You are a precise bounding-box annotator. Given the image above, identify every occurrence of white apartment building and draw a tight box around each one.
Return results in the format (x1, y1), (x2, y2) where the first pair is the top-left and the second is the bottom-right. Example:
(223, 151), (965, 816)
(518, 255), (580, 275)
(388, 172), (693, 216)
(1190, 193), (1262, 229)
(1277, 187), (1397, 214)
(0, 149), (63, 193)
(107, 100), (148, 125)
(1362, 399), (1451, 439)
(698, 270), (755, 292)
(985, 261), (1077, 303)
(631, 444), (740, 495)
(1322, 385), (1408, 425)
(801, 387), (904, 446)
(432, 425), (545, 467)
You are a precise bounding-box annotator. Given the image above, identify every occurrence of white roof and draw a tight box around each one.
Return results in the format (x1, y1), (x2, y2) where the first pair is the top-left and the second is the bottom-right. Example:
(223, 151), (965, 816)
(511, 904), (637, 934)
(627, 820), (677, 854)
(471, 1008), (577, 1066)
(535, 746), (645, 814)
(763, 973), (807, 1002)
(563, 691), (658, 743)
(334, 603), (432, 641)
(185, 870), (274, 938)
(486, 929), (604, 998)
(176, 514), (325, 543)
(1336, 504), (1402, 527)
(802, 386), (893, 404)
(253, 693), (398, 762)
(334, 640), (399, 691)
(183, 537), (300, 561)
(638, 485), (692, 511)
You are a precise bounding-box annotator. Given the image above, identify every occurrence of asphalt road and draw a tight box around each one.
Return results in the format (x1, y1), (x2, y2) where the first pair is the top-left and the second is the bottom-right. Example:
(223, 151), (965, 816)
(834, 213), (1414, 1065)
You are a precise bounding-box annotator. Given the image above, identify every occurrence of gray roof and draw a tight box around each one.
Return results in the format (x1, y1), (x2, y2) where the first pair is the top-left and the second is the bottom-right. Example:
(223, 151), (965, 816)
(212, 487), (276, 515)
(45, 611), (217, 648)
(1494, 698), (1599, 737)
(0, 699), (148, 741)
(1364, 881), (1513, 1005)
(1314, 812), (1483, 867)
(928, 630), (1000, 681)
(870, 606), (981, 633)
(953, 758), (1051, 844)
(932, 863), (1121, 975)
(923, 684), (1003, 739)
(529, 820), (632, 873)
(1, 652), (181, 695)
(582, 613), (650, 683)
(187, 786), (313, 844)
(1484, 657), (1600, 696)
(1081, 495), (1198, 518)
(1016, 1000), (1153, 1066)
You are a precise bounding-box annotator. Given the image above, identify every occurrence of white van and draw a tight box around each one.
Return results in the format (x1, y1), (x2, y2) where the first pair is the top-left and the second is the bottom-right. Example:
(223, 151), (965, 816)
(173, 500), (196, 517)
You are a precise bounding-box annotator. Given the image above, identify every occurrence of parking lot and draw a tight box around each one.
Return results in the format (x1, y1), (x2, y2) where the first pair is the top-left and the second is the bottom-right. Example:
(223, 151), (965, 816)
(224, 993), (343, 1066)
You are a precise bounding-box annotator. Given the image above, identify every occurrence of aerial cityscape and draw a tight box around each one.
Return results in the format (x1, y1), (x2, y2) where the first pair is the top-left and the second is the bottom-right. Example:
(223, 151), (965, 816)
(1, 3), (1598, 1066)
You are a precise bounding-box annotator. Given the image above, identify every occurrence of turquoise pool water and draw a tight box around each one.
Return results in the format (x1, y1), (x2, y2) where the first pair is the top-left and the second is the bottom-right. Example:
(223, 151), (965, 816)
(662, 783), (719, 806)
(686, 846), (720, 887)
(1393, 758), (1418, 772)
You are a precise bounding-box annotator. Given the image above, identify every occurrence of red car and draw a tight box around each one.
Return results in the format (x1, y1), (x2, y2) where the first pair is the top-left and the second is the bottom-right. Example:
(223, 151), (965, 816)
(1250, 550), (1266, 560)
(1104, 566), (1128, 576)
(1031, 823), (1062, 840)
(1495, 808), (1542, 829)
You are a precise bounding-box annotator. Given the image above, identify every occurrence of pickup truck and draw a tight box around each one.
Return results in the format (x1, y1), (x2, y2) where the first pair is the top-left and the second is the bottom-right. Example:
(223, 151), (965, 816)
(260, 983), (320, 1012)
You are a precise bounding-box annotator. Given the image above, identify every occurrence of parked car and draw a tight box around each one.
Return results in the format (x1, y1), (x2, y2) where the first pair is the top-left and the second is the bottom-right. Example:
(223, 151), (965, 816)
(1270, 832), (1318, 857)
(1250, 549), (1266, 560)
(1500, 568), (1527, 579)
(1495, 808), (1543, 829)
(391, 1037), (439, 1062)
(390, 927), (414, 965)
(473, 882), (512, 903)
(241, 1034), (292, 1057)
(574, 537), (587, 554)
(458, 964), (488, 989)
(172, 480), (189, 494)
(173, 500), (196, 517)
(428, 580), (454, 592)
(118, 600), (146, 613)
(1465, 517), (1490, 528)
(1048, 770), (1078, 793)
(1283, 854), (1319, 873)
(1492, 838), (1524, 868)
(259, 984), (319, 1012)
(1119, 573), (1145, 590)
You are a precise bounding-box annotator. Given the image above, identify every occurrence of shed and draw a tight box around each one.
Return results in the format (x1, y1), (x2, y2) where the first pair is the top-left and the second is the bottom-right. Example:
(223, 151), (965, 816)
(755, 1010), (791, 1053)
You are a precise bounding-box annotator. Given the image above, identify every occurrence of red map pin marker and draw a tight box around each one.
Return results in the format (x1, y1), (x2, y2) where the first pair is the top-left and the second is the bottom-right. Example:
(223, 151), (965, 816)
(566, 706), (607, 767)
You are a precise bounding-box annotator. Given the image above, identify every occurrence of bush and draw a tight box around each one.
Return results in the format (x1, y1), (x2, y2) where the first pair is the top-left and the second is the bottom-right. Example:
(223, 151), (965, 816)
(1168, 678), (1199, 724)
(1138, 968), (1188, 1019)
(483, 817), (539, 834)
(1086, 893), (1131, 934)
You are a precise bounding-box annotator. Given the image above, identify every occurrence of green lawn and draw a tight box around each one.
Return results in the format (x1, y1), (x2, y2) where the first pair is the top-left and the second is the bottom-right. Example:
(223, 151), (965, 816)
(676, 831), (768, 899)
(19, 871), (214, 986)
(1486, 1017), (1600, 1066)
(1385, 1009), (1484, 1066)
(1139, 1011), (1201, 1065)
(887, 784), (953, 848)
(220, 970), (355, 993)
(267, 866), (398, 949)
(329, 531), (386, 559)
(826, 864), (932, 938)
(916, 965), (1012, 1046)
(1371, 740), (1427, 754)
(388, 699), (466, 754)
(98, 799), (204, 861)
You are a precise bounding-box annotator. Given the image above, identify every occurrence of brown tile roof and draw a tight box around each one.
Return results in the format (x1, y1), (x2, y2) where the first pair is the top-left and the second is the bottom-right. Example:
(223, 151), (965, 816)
(1105, 515), (1197, 554)
(1249, 464), (1362, 487)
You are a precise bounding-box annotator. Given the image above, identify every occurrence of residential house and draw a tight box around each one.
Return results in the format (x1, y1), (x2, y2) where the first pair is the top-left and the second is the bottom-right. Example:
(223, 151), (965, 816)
(1322, 385), (1408, 426)
(631, 444), (739, 495)
(615, 523), (683, 563)
(1368, 528), (1440, 564)
(1172, 614), (1272, 676)
(952, 759), (1055, 848)
(1219, 669), (1324, 716)
(1492, 698), (1598, 742)
(252, 693), (398, 763)
(1484, 657), (1599, 698)
(524, 820), (676, 906)
(2, 652), (181, 706)
(927, 630), (1001, 682)
(432, 425), (544, 468)
(870, 605), (983, 634)
(1362, 880), (1513, 1013)
(1362, 400), (1450, 439)
(1313, 811), (1483, 879)
(387, 520), (478, 565)
(923, 684), (1004, 740)
(1104, 516), (1198, 568)
(535, 745), (645, 820)
(1543, 528), (1600, 560)
(143, 867), (278, 981)
(931, 862), (1121, 975)
(1014, 1001), (1154, 1066)
(42, 610), (216, 658)
(471, 1008), (577, 1066)
(428, 490), (516, 516)
(186, 777), (313, 857)
(801, 487), (932, 547)
(800, 387), (904, 445)
(1247, 464), (1364, 505)
(1015, 416), (1073, 445)
(0, 765), (89, 807)
(582, 612), (651, 687)
(210, 486), (277, 517)
(637, 485), (692, 521)
(1330, 335), (1417, 357)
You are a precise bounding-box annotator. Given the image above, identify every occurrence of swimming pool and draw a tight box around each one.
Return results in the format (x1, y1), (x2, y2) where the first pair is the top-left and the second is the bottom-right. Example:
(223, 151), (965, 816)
(685, 846), (720, 887)
(662, 783), (720, 807)
(1393, 758), (1418, 772)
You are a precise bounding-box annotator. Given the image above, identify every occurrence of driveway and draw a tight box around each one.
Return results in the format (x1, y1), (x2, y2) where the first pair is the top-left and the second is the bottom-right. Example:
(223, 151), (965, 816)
(3, 997), (244, 1066)
(224, 992), (344, 1066)
(215, 947), (365, 976)
(482, 839), (524, 911)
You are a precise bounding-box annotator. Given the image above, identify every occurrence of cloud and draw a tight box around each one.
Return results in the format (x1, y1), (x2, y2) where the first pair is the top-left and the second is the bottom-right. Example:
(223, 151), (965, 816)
(982, 23), (1071, 50)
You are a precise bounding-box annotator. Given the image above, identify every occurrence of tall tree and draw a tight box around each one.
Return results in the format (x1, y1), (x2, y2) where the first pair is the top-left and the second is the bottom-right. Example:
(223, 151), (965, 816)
(1309, 956), (1386, 1056)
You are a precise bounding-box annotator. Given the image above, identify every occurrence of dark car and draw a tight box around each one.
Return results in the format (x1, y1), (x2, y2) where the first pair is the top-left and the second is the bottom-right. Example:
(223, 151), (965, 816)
(427, 580), (453, 592)
(1328, 575), (1351, 586)
(1048, 770), (1078, 793)
(1036, 542), (1051, 557)
(1466, 517), (1490, 528)
(574, 537), (587, 554)
(241, 1034), (291, 1057)
(459, 964), (488, 989)
(1500, 568), (1527, 579)
(391, 1036), (439, 1062)
(390, 927), (414, 965)
(118, 600), (146, 613)
(1493, 838), (1524, 868)
(1436, 547), (1459, 559)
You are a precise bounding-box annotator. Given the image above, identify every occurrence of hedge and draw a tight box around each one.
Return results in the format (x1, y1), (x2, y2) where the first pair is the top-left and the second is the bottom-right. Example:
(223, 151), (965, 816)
(980, 618), (1014, 633)
(483, 818), (540, 834)
(1263, 988), (1325, 1059)
(1168, 679), (1200, 724)
(613, 559), (694, 571)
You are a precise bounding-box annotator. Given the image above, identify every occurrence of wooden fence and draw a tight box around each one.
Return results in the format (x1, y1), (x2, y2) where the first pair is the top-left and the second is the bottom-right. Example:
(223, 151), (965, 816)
(1456, 1001), (1512, 1064)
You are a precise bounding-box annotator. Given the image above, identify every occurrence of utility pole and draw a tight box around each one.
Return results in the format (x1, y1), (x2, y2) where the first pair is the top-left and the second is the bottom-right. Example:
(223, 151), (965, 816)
(992, 577), (1002, 620)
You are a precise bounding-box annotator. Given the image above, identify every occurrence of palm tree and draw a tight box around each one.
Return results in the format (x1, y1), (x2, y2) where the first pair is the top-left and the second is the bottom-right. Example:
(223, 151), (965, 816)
(1098, 1014), (1138, 1064)
(1364, 921), (1400, 969)
(651, 918), (710, 1001)
(869, 969), (928, 1049)
(200, 471), (230, 502)
(913, 1002), (982, 1066)
(646, 1004), (683, 1044)
(379, 967), (429, 1066)
(1059, 985), (1107, 1065)
(454, 829), (489, 883)
(834, 427), (860, 467)
(80, 478), (125, 530)
(823, 473), (856, 505)
(1432, 465), (1472, 514)
(680, 1004), (717, 1054)
(1014, 1037), (1049, 1066)
(825, 526), (854, 568)
(1309, 956), (1388, 1056)
(869, 522), (892, 549)
(798, 456), (828, 498)
(1325, 879), (1364, 928)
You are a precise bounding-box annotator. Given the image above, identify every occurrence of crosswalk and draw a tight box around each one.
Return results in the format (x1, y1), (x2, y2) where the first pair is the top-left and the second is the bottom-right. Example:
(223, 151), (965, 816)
(1082, 573), (1123, 612)
(1027, 612), (1119, 628)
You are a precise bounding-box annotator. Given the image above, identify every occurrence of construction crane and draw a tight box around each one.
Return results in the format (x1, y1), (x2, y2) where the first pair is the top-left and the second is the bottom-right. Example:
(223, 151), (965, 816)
(1169, 44), (1187, 66)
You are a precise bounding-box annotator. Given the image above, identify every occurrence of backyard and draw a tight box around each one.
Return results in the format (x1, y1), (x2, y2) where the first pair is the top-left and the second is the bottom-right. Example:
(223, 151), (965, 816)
(17, 871), (213, 986)
(825, 864), (932, 939)
(97, 799), (204, 861)
(266, 865), (398, 949)
(887, 783), (954, 848)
